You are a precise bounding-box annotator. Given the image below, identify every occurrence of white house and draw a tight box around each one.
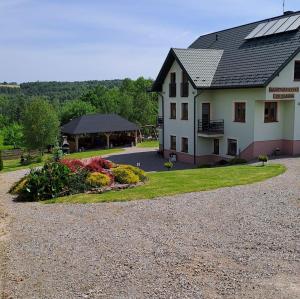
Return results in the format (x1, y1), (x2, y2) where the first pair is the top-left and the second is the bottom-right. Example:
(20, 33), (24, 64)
(152, 11), (300, 164)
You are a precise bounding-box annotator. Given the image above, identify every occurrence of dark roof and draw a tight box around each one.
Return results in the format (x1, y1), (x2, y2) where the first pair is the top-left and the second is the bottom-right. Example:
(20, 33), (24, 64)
(61, 114), (138, 135)
(152, 11), (300, 91)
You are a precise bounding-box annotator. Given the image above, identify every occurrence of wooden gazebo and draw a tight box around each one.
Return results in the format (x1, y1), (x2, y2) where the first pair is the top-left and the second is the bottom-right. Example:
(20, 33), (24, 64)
(61, 114), (139, 152)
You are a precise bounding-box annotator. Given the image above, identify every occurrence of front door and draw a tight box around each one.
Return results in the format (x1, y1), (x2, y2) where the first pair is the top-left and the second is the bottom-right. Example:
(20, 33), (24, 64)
(213, 139), (219, 155)
(202, 103), (210, 131)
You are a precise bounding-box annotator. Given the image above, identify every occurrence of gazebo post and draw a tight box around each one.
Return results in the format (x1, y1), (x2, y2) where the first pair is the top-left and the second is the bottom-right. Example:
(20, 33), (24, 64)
(135, 130), (138, 146)
(105, 133), (111, 149)
(75, 135), (79, 152)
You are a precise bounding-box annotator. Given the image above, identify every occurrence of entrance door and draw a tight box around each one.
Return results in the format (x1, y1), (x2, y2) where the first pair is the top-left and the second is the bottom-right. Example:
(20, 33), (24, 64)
(213, 139), (219, 155)
(202, 103), (210, 131)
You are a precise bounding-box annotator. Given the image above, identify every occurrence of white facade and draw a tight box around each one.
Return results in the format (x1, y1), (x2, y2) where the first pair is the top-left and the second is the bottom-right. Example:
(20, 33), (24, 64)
(158, 53), (300, 164)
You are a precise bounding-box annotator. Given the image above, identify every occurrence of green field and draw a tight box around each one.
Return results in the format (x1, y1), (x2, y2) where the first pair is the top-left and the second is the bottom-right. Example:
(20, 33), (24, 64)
(45, 164), (285, 204)
(1, 148), (124, 172)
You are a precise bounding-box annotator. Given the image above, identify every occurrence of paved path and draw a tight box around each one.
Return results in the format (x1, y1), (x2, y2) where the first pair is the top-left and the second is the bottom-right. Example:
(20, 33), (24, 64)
(0, 157), (299, 298)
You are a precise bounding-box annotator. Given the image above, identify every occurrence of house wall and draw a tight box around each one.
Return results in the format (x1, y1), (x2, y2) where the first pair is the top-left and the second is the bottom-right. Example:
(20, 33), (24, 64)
(158, 53), (300, 164)
(161, 60), (196, 155)
(207, 88), (264, 156)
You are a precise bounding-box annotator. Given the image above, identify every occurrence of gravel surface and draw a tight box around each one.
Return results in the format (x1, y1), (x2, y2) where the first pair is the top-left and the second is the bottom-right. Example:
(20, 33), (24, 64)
(0, 158), (299, 299)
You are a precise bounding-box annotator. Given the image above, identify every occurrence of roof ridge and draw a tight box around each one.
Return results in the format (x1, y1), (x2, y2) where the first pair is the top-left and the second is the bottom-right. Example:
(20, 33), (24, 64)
(192, 10), (300, 40)
(172, 47), (223, 51)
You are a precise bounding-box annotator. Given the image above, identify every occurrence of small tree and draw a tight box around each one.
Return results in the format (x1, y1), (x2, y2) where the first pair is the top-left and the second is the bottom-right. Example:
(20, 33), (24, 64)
(164, 161), (173, 171)
(258, 155), (268, 166)
(22, 98), (59, 154)
(3, 123), (23, 148)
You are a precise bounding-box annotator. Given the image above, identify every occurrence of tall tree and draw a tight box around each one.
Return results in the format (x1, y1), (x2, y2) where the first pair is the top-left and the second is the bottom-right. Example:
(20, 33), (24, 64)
(22, 98), (59, 152)
(60, 99), (96, 124)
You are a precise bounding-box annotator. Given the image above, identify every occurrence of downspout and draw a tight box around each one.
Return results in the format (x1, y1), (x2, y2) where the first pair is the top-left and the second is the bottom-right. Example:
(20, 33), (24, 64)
(158, 92), (164, 152)
(194, 90), (202, 165)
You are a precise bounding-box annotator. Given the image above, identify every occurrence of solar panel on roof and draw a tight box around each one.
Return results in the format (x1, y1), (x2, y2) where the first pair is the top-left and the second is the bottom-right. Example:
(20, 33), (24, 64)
(254, 20), (278, 37)
(265, 17), (288, 35)
(245, 14), (300, 40)
(275, 15), (299, 33)
(286, 15), (300, 31)
(245, 22), (268, 39)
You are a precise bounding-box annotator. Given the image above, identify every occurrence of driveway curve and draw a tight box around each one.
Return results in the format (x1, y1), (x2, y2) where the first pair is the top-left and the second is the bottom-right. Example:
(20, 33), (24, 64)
(0, 158), (299, 299)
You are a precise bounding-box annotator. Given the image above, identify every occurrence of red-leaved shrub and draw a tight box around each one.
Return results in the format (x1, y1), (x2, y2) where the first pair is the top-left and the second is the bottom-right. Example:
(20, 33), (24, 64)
(60, 159), (85, 173)
(84, 160), (104, 172)
(84, 157), (113, 171)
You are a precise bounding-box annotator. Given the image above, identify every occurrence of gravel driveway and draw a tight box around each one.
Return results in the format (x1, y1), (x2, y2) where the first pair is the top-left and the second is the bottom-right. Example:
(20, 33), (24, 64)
(0, 158), (299, 299)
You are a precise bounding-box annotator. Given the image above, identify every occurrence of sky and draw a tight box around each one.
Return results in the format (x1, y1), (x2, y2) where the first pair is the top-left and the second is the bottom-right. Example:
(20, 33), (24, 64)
(0, 0), (299, 83)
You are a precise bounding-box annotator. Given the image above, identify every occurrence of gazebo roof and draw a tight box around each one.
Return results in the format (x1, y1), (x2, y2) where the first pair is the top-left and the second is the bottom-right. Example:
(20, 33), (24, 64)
(61, 114), (139, 135)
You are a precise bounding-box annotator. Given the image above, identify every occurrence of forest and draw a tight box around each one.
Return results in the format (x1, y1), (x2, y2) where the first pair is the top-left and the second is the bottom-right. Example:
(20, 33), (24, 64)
(0, 78), (158, 150)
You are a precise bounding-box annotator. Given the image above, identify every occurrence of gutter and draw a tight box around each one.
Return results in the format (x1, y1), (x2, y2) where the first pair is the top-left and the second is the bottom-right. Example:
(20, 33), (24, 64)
(194, 91), (202, 165)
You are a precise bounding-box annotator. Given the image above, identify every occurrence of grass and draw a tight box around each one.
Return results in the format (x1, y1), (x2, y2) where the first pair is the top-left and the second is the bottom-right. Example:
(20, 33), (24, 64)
(1, 148), (124, 173)
(137, 140), (159, 148)
(45, 164), (286, 204)
(63, 148), (124, 159)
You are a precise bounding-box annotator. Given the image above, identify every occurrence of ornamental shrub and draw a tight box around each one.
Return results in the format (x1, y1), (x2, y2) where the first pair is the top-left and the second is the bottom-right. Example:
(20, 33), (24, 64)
(258, 155), (268, 166)
(164, 161), (173, 170)
(67, 168), (90, 194)
(84, 157), (113, 172)
(15, 162), (71, 201)
(112, 167), (140, 184)
(86, 172), (111, 187)
(117, 165), (147, 182)
(84, 160), (104, 173)
(9, 177), (28, 195)
(60, 159), (84, 172)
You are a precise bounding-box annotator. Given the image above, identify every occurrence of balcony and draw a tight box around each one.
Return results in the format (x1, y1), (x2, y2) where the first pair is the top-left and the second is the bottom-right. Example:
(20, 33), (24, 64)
(198, 119), (224, 137)
(169, 83), (176, 97)
(157, 116), (164, 128)
(180, 82), (189, 97)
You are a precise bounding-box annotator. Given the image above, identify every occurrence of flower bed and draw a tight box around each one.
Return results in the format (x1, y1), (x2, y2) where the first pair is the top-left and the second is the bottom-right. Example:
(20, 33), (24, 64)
(9, 157), (147, 201)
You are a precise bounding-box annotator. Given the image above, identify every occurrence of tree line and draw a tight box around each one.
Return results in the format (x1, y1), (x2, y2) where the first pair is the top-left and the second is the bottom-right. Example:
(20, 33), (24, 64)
(0, 77), (158, 151)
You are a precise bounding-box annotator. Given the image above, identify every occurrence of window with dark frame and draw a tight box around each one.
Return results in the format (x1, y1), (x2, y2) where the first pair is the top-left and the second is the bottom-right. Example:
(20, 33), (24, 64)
(181, 71), (189, 97)
(181, 137), (188, 153)
(227, 139), (237, 156)
(170, 135), (176, 151)
(169, 72), (176, 97)
(170, 103), (176, 119)
(294, 61), (300, 81)
(264, 102), (278, 123)
(181, 103), (188, 120)
(234, 102), (246, 122)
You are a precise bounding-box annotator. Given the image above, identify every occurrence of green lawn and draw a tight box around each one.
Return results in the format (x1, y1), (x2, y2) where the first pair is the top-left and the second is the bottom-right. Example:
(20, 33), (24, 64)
(1, 148), (124, 173)
(45, 164), (285, 204)
(137, 140), (159, 148)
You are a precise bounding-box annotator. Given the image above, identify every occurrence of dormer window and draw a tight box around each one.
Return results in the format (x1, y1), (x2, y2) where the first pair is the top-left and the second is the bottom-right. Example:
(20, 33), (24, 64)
(169, 72), (176, 97)
(181, 71), (189, 97)
(294, 61), (300, 81)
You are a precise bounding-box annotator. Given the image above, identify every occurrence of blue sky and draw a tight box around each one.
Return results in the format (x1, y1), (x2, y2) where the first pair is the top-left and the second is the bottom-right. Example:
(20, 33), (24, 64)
(0, 0), (299, 82)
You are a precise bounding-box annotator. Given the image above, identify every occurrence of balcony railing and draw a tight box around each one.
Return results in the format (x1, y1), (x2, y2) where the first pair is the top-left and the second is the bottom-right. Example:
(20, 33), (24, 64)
(181, 82), (189, 97)
(157, 116), (164, 127)
(198, 119), (224, 135)
(169, 83), (176, 97)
